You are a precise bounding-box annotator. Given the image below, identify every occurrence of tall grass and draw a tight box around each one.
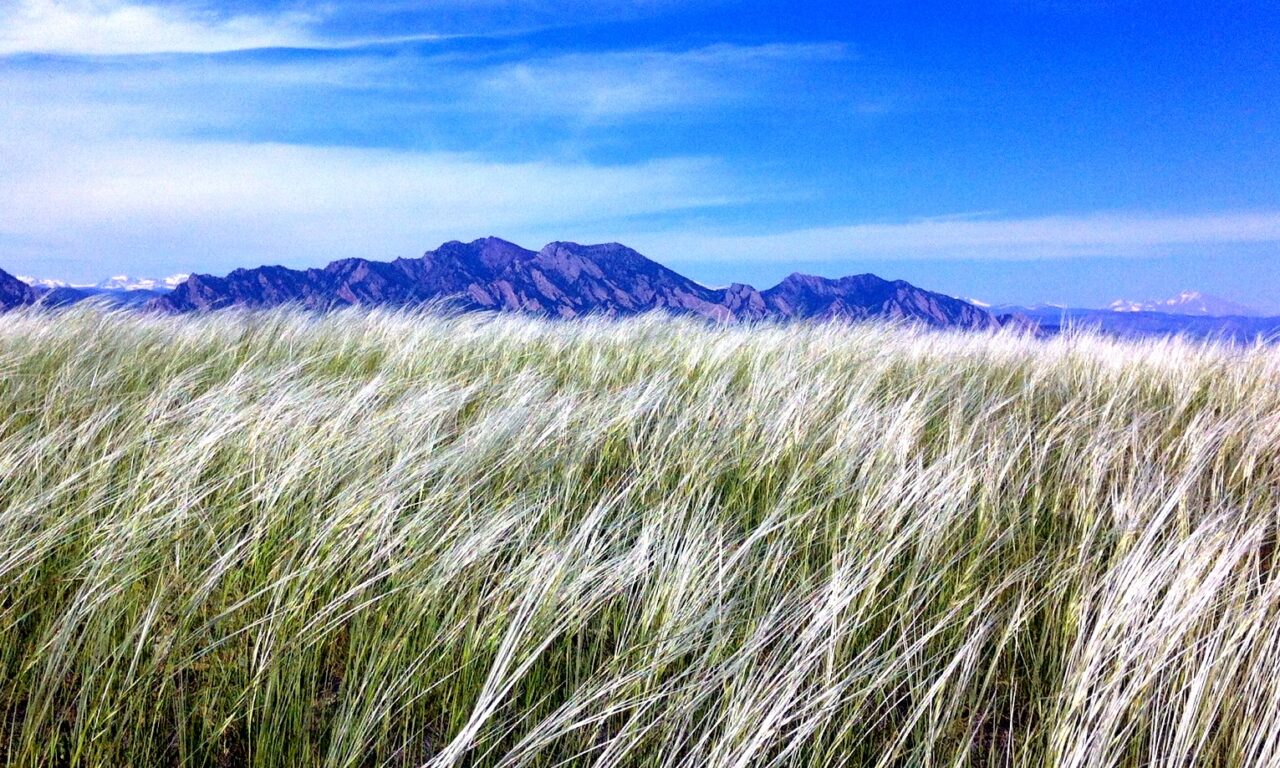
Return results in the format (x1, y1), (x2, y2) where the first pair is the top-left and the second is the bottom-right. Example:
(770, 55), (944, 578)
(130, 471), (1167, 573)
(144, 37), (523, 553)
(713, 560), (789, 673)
(2, 306), (1279, 767)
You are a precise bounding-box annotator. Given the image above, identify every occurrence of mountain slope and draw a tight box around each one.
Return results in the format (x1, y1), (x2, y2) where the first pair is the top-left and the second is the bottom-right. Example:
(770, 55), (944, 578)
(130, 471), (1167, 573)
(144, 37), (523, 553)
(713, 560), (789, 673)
(151, 238), (1000, 329)
(0, 268), (37, 310)
(761, 273), (999, 328)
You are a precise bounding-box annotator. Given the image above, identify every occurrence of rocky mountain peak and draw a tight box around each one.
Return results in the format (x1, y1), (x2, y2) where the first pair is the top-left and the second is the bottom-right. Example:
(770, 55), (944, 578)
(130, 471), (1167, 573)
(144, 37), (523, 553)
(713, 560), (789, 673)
(0, 268), (37, 310)
(112, 237), (1003, 330)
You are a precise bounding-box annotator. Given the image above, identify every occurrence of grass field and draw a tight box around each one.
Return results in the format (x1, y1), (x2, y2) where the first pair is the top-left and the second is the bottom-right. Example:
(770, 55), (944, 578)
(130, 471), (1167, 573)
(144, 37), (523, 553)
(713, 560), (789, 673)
(2, 307), (1279, 767)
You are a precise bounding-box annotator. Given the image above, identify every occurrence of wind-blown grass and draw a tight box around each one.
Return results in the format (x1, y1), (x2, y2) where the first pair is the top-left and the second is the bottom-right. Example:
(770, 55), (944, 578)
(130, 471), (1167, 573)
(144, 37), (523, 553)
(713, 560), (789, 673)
(2, 307), (1279, 767)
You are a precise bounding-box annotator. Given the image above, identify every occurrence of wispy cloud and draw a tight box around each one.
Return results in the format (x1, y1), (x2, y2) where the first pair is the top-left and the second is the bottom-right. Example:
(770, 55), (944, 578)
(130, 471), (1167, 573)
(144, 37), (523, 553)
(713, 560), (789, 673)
(478, 43), (849, 120)
(628, 212), (1280, 262)
(0, 32), (818, 282)
(0, 135), (740, 278)
(0, 0), (458, 55)
(0, 0), (727, 56)
(0, 35), (859, 156)
(0, 0), (324, 55)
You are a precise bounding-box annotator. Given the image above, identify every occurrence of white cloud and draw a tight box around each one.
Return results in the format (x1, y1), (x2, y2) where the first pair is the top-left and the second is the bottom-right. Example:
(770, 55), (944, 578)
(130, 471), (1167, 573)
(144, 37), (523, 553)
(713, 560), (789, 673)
(629, 212), (1280, 262)
(0, 136), (738, 277)
(0, 0), (711, 57)
(0, 0), (326, 54)
(478, 43), (849, 120)
(0, 0), (454, 55)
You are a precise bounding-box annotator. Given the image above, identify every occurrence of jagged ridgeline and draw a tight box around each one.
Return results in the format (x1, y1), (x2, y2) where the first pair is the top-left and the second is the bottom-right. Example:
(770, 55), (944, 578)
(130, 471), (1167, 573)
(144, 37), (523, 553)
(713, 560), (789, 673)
(140, 238), (1006, 328)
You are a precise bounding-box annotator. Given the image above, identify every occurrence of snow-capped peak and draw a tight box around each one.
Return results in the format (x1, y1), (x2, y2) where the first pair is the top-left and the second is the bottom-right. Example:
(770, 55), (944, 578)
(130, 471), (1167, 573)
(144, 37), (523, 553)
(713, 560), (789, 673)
(1108, 290), (1260, 317)
(1108, 299), (1144, 313)
(18, 276), (71, 289)
(19, 274), (188, 292)
(98, 275), (145, 290)
(96, 274), (189, 291)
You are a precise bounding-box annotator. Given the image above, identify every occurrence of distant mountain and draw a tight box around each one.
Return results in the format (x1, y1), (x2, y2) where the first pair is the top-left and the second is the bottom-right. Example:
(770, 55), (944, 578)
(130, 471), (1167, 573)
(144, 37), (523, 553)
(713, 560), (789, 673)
(35, 286), (171, 309)
(11, 273), (188, 309)
(94, 274), (189, 292)
(149, 238), (1002, 330)
(1, 268), (38, 310)
(1108, 291), (1261, 317)
(18, 276), (76, 290)
(1011, 306), (1280, 343)
(20, 274), (188, 292)
(758, 272), (999, 327)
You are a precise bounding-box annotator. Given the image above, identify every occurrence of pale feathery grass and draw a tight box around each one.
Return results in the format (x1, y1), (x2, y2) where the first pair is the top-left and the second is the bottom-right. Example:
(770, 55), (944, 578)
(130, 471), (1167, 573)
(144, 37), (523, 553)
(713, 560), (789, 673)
(0, 306), (1278, 766)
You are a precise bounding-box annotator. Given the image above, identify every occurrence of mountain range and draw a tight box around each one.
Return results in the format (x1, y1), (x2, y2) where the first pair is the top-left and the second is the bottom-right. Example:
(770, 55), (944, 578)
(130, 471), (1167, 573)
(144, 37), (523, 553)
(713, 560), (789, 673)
(3, 240), (1276, 342)
(1002, 306), (1280, 343)
(18, 274), (190, 292)
(1107, 291), (1261, 317)
(980, 291), (1278, 342)
(146, 238), (1005, 329)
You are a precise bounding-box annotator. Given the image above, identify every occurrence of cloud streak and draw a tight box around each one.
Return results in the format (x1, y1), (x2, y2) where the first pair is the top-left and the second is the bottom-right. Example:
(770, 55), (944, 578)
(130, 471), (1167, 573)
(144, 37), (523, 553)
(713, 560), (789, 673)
(0, 0), (457, 55)
(479, 43), (849, 120)
(0, 0), (325, 55)
(633, 212), (1280, 262)
(0, 136), (739, 278)
(0, 0), (719, 56)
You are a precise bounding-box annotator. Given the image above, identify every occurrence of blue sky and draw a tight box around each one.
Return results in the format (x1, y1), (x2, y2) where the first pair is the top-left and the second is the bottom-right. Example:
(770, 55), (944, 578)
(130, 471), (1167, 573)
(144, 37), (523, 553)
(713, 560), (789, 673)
(1, 0), (1277, 309)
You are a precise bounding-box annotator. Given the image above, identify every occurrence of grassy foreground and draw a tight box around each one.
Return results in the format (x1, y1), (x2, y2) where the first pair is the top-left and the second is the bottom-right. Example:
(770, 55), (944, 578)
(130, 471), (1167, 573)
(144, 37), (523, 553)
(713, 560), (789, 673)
(2, 308), (1279, 768)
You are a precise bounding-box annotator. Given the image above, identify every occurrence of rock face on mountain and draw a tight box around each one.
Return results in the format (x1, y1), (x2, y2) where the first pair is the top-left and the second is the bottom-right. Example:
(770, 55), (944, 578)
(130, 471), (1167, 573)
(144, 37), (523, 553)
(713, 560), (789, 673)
(0, 268), (37, 310)
(759, 273), (999, 328)
(149, 238), (1002, 329)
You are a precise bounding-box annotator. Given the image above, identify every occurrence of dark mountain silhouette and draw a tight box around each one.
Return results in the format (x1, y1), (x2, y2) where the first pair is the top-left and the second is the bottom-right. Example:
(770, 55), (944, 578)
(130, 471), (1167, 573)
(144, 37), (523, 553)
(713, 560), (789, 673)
(150, 238), (1003, 329)
(0, 268), (37, 310)
(757, 272), (997, 327)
